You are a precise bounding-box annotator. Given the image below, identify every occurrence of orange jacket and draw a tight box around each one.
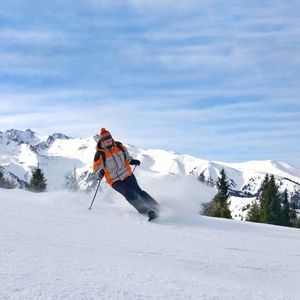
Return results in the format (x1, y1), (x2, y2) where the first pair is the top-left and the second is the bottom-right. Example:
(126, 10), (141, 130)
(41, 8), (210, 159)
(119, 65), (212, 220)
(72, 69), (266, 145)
(93, 141), (133, 186)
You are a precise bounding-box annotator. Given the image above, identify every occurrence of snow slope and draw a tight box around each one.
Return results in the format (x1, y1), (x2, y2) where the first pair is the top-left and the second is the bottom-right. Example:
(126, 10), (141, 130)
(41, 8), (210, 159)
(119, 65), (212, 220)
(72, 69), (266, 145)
(1, 188), (300, 300)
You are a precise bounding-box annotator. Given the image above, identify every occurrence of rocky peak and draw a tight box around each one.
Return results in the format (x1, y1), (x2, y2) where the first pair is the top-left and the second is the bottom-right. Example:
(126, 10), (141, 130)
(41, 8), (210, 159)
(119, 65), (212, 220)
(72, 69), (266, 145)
(0, 129), (38, 144)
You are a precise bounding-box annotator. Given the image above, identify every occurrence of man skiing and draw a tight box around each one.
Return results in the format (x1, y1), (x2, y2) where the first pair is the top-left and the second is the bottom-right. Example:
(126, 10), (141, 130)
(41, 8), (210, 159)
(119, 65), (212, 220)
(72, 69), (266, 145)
(93, 128), (159, 221)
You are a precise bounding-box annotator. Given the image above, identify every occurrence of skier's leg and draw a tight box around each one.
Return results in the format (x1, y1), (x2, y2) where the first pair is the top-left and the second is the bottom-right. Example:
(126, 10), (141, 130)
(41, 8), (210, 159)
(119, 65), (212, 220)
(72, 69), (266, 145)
(112, 180), (149, 214)
(124, 175), (159, 212)
(123, 174), (143, 193)
(140, 190), (160, 210)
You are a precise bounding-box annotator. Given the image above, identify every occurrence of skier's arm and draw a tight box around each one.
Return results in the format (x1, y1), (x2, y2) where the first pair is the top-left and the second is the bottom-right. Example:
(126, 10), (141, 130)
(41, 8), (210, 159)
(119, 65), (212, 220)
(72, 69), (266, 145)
(93, 150), (104, 172)
(121, 144), (133, 162)
(119, 143), (140, 165)
(93, 151), (105, 180)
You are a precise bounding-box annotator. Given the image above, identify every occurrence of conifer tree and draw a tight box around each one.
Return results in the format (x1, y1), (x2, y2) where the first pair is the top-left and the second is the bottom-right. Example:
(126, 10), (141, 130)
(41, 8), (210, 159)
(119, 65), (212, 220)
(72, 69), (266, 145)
(267, 175), (284, 225)
(255, 174), (285, 226)
(294, 217), (300, 228)
(290, 199), (299, 227)
(202, 169), (232, 219)
(246, 200), (261, 223)
(68, 166), (79, 191)
(216, 169), (232, 218)
(29, 167), (47, 192)
(0, 169), (5, 188)
(281, 189), (291, 226)
(0, 169), (4, 184)
(259, 174), (270, 223)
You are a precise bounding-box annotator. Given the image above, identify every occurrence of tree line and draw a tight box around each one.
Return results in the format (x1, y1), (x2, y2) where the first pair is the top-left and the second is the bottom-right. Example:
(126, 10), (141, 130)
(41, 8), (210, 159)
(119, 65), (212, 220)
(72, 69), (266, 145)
(246, 174), (300, 228)
(202, 169), (300, 228)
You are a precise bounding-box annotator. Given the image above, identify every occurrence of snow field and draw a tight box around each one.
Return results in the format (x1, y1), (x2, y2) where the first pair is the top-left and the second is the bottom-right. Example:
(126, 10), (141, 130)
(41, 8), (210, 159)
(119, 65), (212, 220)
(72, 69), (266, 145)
(1, 188), (300, 300)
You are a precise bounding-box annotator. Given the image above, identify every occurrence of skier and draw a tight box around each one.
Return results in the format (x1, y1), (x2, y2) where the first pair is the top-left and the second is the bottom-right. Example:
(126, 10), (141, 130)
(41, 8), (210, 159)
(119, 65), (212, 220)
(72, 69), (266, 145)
(93, 128), (159, 221)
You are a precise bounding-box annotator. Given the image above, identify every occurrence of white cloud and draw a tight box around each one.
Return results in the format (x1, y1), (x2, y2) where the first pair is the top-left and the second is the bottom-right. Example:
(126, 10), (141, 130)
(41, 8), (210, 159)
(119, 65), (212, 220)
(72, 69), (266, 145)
(0, 89), (298, 139)
(0, 89), (299, 167)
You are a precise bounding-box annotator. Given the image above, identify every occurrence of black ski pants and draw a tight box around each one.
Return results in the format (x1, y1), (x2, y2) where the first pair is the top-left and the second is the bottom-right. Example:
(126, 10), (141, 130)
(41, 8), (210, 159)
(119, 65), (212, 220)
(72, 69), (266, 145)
(112, 174), (159, 214)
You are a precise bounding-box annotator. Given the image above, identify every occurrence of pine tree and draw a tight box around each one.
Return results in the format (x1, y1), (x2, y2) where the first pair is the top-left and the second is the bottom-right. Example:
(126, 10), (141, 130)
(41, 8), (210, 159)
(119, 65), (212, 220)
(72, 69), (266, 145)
(257, 174), (285, 226)
(68, 166), (79, 191)
(216, 169), (232, 218)
(281, 189), (291, 226)
(246, 200), (261, 223)
(202, 169), (232, 219)
(259, 174), (270, 223)
(290, 199), (299, 227)
(294, 217), (300, 228)
(0, 169), (5, 187)
(267, 175), (284, 225)
(0, 169), (3, 183)
(29, 167), (47, 192)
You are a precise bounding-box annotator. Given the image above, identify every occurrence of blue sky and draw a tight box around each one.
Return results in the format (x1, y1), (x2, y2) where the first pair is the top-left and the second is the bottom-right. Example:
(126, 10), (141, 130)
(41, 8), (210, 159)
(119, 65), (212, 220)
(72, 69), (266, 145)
(1, 0), (300, 167)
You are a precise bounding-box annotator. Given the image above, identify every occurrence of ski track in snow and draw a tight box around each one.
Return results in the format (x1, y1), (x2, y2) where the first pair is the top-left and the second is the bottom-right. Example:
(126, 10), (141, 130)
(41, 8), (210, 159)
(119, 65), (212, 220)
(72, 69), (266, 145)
(1, 188), (300, 300)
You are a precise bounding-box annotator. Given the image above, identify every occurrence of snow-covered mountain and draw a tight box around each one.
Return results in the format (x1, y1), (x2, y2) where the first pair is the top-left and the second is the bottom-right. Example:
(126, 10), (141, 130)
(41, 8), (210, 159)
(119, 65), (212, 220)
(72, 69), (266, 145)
(1, 129), (300, 219)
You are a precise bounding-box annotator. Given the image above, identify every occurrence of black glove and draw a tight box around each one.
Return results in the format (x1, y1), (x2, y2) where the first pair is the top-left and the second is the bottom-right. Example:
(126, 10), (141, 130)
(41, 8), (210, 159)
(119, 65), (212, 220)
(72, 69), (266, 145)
(95, 169), (105, 181)
(130, 159), (141, 166)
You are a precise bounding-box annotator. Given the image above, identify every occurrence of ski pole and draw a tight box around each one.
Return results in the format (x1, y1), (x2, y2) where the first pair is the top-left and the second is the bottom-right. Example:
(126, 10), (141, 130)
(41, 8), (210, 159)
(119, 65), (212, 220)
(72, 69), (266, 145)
(89, 179), (101, 210)
(133, 165), (137, 173)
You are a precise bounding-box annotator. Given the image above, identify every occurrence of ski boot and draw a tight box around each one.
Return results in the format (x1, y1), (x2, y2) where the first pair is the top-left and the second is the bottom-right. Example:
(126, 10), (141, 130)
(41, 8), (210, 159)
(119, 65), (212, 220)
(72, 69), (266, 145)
(147, 210), (158, 222)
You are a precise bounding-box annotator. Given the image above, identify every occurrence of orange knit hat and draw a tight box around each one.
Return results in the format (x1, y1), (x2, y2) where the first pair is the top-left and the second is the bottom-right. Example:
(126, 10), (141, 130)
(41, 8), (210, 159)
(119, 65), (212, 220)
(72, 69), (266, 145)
(100, 128), (112, 142)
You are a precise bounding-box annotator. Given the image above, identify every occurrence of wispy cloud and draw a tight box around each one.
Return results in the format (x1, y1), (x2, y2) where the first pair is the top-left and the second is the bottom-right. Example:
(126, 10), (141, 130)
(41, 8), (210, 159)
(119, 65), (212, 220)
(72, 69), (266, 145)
(0, 29), (69, 46)
(0, 0), (299, 168)
(88, 0), (202, 11)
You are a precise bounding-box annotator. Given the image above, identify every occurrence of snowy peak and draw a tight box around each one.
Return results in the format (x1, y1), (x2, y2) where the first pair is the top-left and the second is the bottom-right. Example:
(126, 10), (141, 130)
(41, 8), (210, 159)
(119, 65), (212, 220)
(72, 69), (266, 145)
(0, 129), (71, 148)
(45, 133), (71, 147)
(32, 132), (71, 151)
(221, 160), (300, 182)
(49, 133), (71, 140)
(0, 129), (39, 145)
